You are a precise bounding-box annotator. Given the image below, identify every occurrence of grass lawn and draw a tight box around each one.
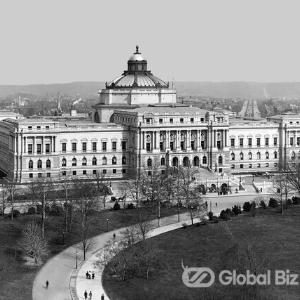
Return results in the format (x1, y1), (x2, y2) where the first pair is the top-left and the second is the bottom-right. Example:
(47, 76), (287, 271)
(0, 204), (184, 300)
(103, 206), (300, 300)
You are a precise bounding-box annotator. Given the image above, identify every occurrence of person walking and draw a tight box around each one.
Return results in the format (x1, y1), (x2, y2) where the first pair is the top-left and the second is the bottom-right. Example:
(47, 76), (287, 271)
(89, 290), (93, 299)
(84, 290), (88, 299)
(45, 280), (49, 289)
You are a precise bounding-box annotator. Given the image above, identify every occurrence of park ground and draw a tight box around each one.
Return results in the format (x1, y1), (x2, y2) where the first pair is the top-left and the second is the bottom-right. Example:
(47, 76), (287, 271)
(103, 205), (300, 300)
(0, 205), (184, 300)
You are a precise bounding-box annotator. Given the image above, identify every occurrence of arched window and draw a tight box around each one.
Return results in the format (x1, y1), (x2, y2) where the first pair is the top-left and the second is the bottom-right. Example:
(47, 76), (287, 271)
(193, 156), (199, 166)
(183, 157), (190, 167)
(122, 156), (126, 165)
(37, 159), (42, 169)
(62, 158), (67, 167)
(265, 151), (269, 159)
(92, 157), (97, 166)
(291, 151), (296, 160)
(82, 157), (87, 166)
(202, 156), (207, 164)
(218, 155), (223, 164)
(46, 159), (51, 169)
(257, 152), (261, 160)
(72, 158), (77, 166)
(274, 151), (278, 159)
(112, 156), (117, 165)
(102, 157), (107, 165)
(240, 152), (244, 160)
(248, 152), (252, 160)
(28, 160), (33, 169)
(172, 157), (178, 167)
(147, 158), (152, 167)
(231, 153), (235, 161)
(161, 157), (165, 166)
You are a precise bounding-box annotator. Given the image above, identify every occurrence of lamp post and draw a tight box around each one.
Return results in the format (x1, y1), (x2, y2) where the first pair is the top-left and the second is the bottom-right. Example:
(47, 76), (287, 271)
(75, 248), (78, 269)
(106, 218), (109, 232)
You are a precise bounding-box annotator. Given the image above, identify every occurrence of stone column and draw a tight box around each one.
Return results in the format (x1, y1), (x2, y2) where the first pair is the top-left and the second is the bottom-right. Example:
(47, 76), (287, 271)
(33, 137), (35, 154)
(166, 130), (170, 150)
(187, 130), (191, 150)
(24, 137), (26, 153)
(177, 130), (181, 150)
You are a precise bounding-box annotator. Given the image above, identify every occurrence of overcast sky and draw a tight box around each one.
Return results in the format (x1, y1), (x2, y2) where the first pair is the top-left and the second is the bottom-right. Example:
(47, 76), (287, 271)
(0, 0), (300, 84)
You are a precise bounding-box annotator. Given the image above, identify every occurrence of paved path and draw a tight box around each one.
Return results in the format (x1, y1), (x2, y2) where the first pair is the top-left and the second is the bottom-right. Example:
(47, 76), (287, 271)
(32, 213), (191, 300)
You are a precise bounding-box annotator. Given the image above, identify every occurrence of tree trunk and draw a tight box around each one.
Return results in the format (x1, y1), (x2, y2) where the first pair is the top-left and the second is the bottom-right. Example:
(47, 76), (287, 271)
(10, 195), (14, 221)
(41, 194), (45, 238)
(157, 200), (161, 227)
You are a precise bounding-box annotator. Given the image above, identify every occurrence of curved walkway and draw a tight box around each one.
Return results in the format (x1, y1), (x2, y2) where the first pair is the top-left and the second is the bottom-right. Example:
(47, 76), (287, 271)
(32, 213), (192, 300)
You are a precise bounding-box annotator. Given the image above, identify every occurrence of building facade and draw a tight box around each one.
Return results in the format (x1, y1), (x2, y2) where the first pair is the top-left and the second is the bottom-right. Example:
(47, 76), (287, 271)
(0, 48), (299, 183)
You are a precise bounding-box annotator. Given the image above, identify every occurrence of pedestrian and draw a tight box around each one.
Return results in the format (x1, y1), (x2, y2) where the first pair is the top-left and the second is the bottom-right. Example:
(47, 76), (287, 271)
(215, 202), (217, 207)
(45, 280), (49, 289)
(101, 294), (105, 300)
(89, 290), (92, 299)
(113, 233), (116, 239)
(84, 290), (88, 300)
(92, 272), (95, 279)
(86, 271), (89, 279)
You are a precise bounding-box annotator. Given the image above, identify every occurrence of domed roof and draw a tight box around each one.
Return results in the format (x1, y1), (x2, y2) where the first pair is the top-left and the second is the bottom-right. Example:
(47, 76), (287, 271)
(106, 46), (169, 89)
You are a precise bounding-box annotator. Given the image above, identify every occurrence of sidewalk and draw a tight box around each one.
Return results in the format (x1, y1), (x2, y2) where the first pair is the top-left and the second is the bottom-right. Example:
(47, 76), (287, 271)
(75, 214), (206, 300)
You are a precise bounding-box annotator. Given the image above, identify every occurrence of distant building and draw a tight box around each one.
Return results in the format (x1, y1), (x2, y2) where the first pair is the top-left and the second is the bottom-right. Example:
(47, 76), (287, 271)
(0, 48), (299, 182)
(0, 110), (22, 121)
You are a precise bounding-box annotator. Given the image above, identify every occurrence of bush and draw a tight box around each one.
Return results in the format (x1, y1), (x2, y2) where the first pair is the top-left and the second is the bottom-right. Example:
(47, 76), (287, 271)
(250, 201), (256, 217)
(113, 201), (121, 210)
(208, 211), (214, 221)
(182, 222), (188, 229)
(49, 204), (64, 216)
(269, 198), (278, 208)
(6, 209), (21, 218)
(287, 199), (293, 206)
(260, 200), (266, 209)
(243, 202), (251, 212)
(36, 205), (51, 214)
(292, 196), (300, 205)
(232, 205), (242, 216)
(126, 203), (135, 209)
(225, 208), (234, 216)
(220, 210), (231, 221)
(27, 207), (36, 214)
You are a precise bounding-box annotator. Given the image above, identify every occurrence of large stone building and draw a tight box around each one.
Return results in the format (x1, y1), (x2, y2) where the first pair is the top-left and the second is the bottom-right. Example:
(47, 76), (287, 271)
(0, 47), (299, 183)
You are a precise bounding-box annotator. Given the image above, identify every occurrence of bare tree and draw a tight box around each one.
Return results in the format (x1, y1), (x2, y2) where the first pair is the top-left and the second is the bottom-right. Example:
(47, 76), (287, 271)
(27, 178), (53, 238)
(273, 174), (293, 214)
(3, 181), (18, 221)
(93, 171), (111, 209)
(177, 165), (203, 225)
(19, 220), (48, 265)
(0, 182), (7, 216)
(73, 179), (97, 260)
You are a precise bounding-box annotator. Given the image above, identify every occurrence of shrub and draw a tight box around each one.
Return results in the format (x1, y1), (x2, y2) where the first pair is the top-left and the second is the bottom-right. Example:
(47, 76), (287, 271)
(225, 208), (234, 216)
(243, 202), (251, 212)
(220, 210), (231, 221)
(49, 204), (64, 216)
(126, 203), (135, 209)
(6, 210), (21, 218)
(250, 201), (256, 217)
(232, 205), (242, 216)
(113, 201), (121, 210)
(27, 207), (36, 215)
(287, 199), (293, 206)
(269, 198), (278, 208)
(208, 211), (214, 221)
(292, 196), (300, 205)
(182, 222), (188, 229)
(260, 200), (266, 209)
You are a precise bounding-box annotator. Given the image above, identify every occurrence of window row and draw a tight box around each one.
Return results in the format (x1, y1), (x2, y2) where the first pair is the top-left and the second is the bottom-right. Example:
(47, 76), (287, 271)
(231, 163), (278, 169)
(61, 156), (126, 167)
(230, 137), (278, 148)
(28, 159), (51, 169)
(231, 151), (277, 161)
(61, 141), (127, 153)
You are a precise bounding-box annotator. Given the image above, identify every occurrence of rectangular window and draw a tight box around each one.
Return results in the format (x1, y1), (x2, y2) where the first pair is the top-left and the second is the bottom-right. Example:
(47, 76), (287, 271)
(46, 126), (49, 130)
(274, 137), (278, 146)
(72, 143), (77, 153)
(180, 141), (185, 151)
(103, 169), (107, 174)
(29, 173), (33, 178)
(47, 173), (51, 178)
(240, 164), (243, 169)
(112, 141), (117, 151)
(170, 141), (174, 151)
(191, 141), (195, 150)
(62, 171), (66, 176)
(37, 126), (41, 130)
(45, 144), (50, 154)
(200, 118), (204, 123)
(159, 118), (163, 124)
(28, 126), (32, 130)
(62, 143), (66, 153)
(249, 164), (252, 168)
(122, 169), (126, 174)
(28, 144), (33, 154)
(257, 163), (261, 168)
(290, 137), (294, 146)
(160, 142), (164, 151)
(265, 138), (269, 146)
(170, 118), (173, 124)
(146, 118), (151, 124)
(38, 173), (42, 178)
(257, 138), (261, 147)
(92, 142), (97, 152)
(83, 170), (87, 175)
(93, 170), (96, 174)
(122, 141), (127, 150)
(82, 142), (87, 152)
(73, 171), (77, 176)
(180, 118), (184, 123)
(146, 143), (151, 152)
(37, 144), (41, 154)
(102, 141), (107, 151)
(190, 118), (194, 123)
(239, 138), (243, 147)
(113, 169), (116, 174)
(231, 139), (235, 147)
(248, 138), (252, 147)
